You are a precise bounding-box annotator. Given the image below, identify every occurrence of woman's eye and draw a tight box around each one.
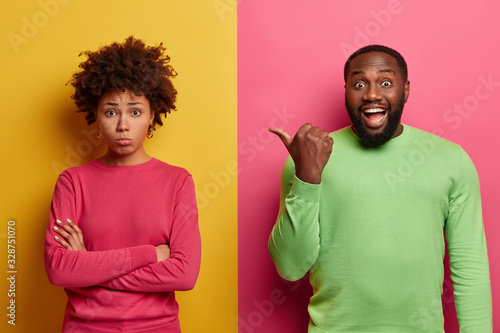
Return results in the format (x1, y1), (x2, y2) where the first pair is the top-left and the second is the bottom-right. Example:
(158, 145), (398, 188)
(132, 110), (141, 116)
(381, 81), (392, 87)
(355, 82), (365, 88)
(105, 110), (116, 116)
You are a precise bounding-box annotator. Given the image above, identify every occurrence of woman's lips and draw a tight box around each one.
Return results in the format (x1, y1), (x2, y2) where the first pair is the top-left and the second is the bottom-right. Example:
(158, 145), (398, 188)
(116, 138), (132, 146)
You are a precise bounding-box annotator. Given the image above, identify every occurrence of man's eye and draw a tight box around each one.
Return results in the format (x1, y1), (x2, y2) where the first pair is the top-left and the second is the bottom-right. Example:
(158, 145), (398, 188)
(381, 81), (392, 87)
(355, 82), (365, 88)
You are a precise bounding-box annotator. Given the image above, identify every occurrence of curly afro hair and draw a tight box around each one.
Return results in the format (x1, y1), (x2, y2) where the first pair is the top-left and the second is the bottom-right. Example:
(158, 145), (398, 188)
(70, 36), (177, 130)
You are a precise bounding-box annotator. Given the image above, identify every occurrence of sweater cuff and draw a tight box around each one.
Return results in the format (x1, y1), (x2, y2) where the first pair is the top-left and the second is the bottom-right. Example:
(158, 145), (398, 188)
(128, 245), (157, 270)
(289, 175), (321, 203)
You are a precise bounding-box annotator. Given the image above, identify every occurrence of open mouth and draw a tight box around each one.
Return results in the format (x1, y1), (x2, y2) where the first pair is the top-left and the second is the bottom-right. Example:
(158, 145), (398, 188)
(362, 107), (387, 129)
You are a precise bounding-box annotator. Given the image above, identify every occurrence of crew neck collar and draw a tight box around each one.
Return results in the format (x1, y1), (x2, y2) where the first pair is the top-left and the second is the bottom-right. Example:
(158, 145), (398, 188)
(91, 157), (159, 170)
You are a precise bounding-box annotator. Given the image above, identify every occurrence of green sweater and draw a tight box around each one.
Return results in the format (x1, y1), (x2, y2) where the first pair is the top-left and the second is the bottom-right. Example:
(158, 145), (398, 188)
(269, 125), (492, 332)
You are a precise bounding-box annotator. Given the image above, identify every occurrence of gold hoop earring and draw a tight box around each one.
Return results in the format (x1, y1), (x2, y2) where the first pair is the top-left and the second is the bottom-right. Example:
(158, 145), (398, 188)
(147, 126), (154, 139)
(96, 128), (101, 139)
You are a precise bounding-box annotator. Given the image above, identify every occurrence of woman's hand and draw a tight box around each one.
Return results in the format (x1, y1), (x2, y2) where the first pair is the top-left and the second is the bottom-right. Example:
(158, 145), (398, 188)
(155, 244), (171, 262)
(53, 219), (87, 251)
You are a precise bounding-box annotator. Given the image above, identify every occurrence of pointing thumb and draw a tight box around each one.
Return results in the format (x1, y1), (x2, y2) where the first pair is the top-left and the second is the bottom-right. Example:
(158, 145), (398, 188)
(269, 127), (293, 150)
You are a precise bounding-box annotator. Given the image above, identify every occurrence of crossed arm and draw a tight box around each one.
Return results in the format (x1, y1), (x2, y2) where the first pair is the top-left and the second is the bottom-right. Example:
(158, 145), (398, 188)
(49, 216), (199, 292)
(44, 172), (201, 292)
(53, 219), (171, 262)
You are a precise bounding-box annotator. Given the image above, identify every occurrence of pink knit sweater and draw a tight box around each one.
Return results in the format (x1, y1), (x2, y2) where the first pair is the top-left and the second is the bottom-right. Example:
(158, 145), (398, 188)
(44, 158), (201, 332)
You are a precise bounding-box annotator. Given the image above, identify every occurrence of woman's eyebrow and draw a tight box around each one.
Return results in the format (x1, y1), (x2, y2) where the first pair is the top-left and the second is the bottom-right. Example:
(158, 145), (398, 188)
(101, 102), (145, 106)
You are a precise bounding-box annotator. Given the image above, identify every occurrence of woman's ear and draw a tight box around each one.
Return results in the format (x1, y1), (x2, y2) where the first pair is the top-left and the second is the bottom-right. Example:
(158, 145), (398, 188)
(149, 110), (155, 125)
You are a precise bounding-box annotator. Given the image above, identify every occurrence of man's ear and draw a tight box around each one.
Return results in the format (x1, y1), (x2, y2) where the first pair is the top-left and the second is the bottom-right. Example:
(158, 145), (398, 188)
(404, 81), (410, 103)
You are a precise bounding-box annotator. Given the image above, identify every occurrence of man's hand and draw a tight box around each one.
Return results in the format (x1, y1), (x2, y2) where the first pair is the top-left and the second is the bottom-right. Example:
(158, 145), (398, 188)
(53, 219), (87, 251)
(155, 244), (171, 262)
(269, 123), (333, 184)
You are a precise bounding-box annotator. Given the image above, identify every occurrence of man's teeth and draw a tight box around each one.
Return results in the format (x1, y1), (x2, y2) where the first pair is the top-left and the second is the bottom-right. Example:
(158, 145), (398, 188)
(364, 108), (386, 113)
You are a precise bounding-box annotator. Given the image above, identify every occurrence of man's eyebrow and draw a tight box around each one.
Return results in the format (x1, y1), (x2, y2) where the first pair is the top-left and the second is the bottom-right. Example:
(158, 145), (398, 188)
(351, 68), (395, 77)
(378, 68), (395, 74)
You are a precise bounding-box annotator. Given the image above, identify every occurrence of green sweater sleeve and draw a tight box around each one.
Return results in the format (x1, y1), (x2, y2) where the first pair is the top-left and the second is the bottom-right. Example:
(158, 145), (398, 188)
(268, 157), (322, 281)
(444, 148), (492, 332)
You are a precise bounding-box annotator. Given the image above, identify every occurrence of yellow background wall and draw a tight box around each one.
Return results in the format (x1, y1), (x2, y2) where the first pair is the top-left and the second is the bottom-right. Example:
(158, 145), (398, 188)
(0, 1), (237, 332)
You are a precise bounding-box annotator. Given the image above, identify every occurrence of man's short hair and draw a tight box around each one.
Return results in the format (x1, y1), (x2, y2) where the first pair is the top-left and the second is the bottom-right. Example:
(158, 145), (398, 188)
(343, 45), (408, 83)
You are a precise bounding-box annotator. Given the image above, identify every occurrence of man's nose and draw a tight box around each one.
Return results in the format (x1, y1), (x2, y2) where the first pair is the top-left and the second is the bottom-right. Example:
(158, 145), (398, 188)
(363, 84), (382, 101)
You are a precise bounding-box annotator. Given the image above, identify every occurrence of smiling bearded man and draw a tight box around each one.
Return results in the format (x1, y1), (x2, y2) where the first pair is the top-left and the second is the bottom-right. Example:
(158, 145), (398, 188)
(345, 82), (406, 147)
(344, 46), (409, 147)
(268, 45), (492, 332)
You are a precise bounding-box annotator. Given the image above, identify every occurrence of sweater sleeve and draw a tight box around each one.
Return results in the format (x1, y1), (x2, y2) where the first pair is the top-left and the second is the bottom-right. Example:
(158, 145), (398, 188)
(444, 148), (492, 332)
(44, 172), (158, 288)
(98, 175), (201, 292)
(268, 157), (321, 281)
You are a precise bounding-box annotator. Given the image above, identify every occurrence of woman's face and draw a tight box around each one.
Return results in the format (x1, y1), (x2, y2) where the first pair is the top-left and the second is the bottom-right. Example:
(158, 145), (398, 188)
(97, 90), (154, 165)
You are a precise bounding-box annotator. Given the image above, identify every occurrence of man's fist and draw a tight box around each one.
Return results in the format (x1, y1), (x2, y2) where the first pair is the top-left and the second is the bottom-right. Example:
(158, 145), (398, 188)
(269, 123), (333, 184)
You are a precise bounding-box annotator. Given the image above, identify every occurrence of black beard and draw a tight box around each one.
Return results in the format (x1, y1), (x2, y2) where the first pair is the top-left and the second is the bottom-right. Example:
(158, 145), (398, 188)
(345, 93), (405, 147)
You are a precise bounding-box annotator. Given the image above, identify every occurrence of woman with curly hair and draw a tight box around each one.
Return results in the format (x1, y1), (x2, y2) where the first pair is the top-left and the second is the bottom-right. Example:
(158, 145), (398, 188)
(44, 36), (201, 333)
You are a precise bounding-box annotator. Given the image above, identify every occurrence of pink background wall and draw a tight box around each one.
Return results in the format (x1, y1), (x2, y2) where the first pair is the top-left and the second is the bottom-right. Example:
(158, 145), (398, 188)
(238, 0), (500, 332)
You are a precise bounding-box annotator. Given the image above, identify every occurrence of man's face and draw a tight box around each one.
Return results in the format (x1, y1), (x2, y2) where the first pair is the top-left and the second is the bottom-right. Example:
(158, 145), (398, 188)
(345, 52), (410, 147)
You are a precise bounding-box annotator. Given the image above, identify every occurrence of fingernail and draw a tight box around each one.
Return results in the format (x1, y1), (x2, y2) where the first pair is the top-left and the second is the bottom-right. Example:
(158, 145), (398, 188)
(53, 226), (59, 231)
(56, 220), (62, 224)
(67, 219), (72, 223)
(54, 236), (59, 240)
